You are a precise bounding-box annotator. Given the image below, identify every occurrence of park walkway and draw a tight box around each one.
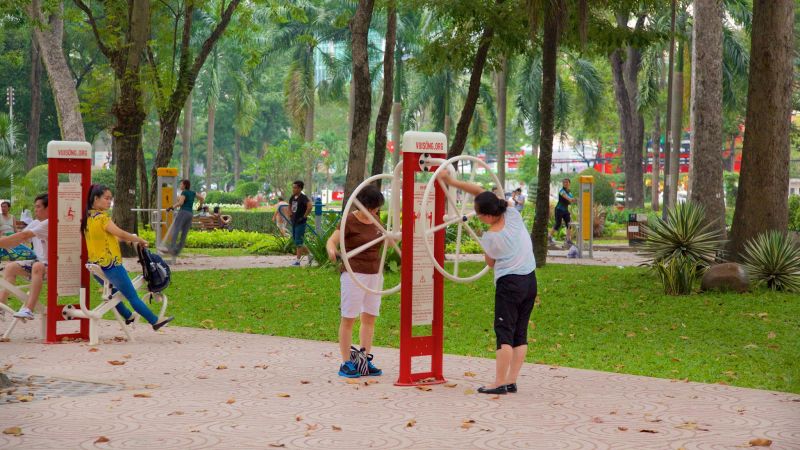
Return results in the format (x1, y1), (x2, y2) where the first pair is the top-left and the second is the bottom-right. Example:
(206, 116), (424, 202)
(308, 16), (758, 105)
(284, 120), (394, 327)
(1, 321), (798, 449)
(121, 248), (647, 273)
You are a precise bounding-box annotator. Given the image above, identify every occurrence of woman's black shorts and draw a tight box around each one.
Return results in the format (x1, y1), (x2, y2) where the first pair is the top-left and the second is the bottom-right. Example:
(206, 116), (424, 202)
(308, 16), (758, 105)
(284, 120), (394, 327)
(494, 270), (537, 349)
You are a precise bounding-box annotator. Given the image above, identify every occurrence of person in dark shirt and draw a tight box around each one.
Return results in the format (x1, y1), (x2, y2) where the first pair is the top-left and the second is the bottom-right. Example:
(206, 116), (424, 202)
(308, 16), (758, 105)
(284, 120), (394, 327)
(161, 179), (204, 256)
(549, 178), (575, 245)
(289, 180), (312, 266)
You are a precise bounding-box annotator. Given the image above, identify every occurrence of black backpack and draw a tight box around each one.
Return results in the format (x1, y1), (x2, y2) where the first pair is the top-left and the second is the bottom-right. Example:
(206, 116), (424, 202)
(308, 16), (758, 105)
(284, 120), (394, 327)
(137, 246), (171, 293)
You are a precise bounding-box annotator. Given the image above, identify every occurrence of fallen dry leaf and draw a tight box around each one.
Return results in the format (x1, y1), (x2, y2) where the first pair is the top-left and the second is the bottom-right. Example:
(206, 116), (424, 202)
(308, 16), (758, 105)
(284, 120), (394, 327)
(305, 423), (318, 431)
(680, 336), (690, 340)
(675, 422), (708, 431)
(133, 393), (151, 398)
(168, 411), (184, 416)
(461, 419), (475, 429)
(276, 393), (291, 398)
(216, 365), (228, 370)
(296, 416), (302, 422)
(226, 398), (236, 404)
(767, 331), (776, 340)
(406, 419), (417, 428)
(444, 383), (458, 388)
(640, 429), (658, 433)
(254, 364), (269, 369)
(94, 436), (110, 444)
(618, 426), (628, 431)
(268, 444), (286, 448)
(332, 425), (342, 431)
(15, 395), (33, 402)
(464, 371), (476, 377)
(144, 384), (160, 389)
(122, 354), (131, 359)
(749, 438), (772, 447)
(415, 386), (433, 392)
(300, 380), (311, 384)
(3, 427), (22, 436)
(364, 379), (379, 385)
(591, 417), (604, 423)
(107, 360), (126, 366)
(345, 379), (360, 385)
(464, 388), (476, 395)
(88, 348), (99, 353)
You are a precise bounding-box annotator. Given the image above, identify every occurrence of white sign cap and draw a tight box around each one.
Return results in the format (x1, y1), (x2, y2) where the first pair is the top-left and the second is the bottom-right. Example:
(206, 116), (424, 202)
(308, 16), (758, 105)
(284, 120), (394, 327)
(47, 141), (92, 159)
(401, 131), (447, 155)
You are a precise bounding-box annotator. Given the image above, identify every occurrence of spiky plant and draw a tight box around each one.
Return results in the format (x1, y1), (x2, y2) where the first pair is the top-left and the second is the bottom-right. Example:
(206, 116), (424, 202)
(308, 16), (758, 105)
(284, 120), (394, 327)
(651, 256), (699, 295)
(641, 202), (725, 267)
(741, 231), (800, 292)
(641, 202), (725, 295)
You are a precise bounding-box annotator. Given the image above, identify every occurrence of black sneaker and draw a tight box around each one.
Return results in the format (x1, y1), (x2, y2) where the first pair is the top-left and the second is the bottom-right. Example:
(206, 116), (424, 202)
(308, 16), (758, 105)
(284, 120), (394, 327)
(152, 316), (174, 331)
(125, 317), (136, 325)
(366, 354), (382, 376)
(477, 385), (508, 395)
(338, 361), (360, 378)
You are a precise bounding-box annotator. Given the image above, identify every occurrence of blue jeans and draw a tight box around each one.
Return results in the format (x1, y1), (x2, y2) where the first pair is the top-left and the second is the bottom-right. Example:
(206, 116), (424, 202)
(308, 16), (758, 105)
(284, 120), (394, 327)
(94, 264), (159, 325)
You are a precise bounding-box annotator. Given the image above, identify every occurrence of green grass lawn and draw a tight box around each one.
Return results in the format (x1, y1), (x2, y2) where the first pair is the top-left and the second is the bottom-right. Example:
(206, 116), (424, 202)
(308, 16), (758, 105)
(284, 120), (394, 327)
(9, 262), (795, 393)
(153, 263), (798, 393)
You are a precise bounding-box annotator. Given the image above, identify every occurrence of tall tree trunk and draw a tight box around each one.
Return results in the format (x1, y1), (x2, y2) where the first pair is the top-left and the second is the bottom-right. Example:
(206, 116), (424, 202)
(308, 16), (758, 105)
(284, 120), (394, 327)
(496, 56), (508, 188)
(729, 0), (794, 258)
(137, 141), (149, 228)
(234, 129), (241, 184)
(346, 82), (355, 150)
(447, 24), (495, 158)
(726, 134), (736, 171)
(181, 91), (193, 178)
(371, 3), (396, 182)
(531, 0), (562, 268)
(27, 32), (42, 170)
(651, 109), (660, 211)
(206, 98), (216, 190)
(304, 70), (315, 143)
(28, 1), (85, 141)
(609, 14), (645, 209)
(669, 41), (684, 208)
(343, 0), (375, 202)
(661, 0), (677, 217)
(391, 102), (401, 167)
(111, 74), (147, 240)
(689, 0), (726, 238)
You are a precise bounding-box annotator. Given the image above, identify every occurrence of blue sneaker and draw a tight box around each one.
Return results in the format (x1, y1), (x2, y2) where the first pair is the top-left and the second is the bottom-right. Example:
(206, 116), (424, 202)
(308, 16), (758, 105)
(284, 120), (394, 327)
(291, 260), (301, 266)
(366, 354), (382, 376)
(338, 360), (360, 378)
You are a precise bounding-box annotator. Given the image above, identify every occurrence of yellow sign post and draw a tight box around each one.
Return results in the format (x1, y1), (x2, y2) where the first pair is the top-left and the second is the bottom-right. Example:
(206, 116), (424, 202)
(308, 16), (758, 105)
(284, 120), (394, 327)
(577, 175), (594, 258)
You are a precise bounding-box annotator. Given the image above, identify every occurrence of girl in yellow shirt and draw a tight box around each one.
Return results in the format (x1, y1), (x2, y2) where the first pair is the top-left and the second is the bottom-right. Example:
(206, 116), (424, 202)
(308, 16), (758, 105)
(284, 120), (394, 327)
(82, 184), (174, 331)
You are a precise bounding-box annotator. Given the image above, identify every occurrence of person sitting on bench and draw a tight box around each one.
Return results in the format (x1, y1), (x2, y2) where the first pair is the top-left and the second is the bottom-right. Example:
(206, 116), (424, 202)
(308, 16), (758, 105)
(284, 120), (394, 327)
(0, 194), (49, 320)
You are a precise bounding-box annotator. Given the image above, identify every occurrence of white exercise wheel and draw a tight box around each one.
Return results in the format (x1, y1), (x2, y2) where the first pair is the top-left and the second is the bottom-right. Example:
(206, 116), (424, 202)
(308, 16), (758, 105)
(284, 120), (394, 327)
(419, 155), (504, 282)
(339, 163), (403, 296)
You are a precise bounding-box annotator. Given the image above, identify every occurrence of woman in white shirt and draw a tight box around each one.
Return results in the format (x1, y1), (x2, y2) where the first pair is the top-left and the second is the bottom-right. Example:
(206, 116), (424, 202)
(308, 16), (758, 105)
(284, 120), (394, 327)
(439, 173), (538, 395)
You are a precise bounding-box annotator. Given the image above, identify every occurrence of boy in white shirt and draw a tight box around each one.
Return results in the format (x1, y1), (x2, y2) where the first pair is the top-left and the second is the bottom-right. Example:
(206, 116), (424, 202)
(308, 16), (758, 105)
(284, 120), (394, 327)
(0, 194), (49, 320)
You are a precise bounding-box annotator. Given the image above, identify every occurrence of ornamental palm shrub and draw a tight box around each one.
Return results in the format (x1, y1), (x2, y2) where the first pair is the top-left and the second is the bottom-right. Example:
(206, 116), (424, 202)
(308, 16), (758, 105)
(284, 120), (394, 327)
(641, 202), (725, 294)
(741, 230), (800, 292)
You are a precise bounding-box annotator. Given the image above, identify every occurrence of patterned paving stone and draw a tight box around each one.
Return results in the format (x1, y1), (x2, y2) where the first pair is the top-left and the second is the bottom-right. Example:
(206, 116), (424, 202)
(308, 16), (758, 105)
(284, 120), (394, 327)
(0, 320), (798, 449)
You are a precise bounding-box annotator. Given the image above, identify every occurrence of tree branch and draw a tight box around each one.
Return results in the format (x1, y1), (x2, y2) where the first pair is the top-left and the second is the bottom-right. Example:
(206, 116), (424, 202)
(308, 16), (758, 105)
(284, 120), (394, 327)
(147, 45), (165, 111)
(72, 0), (114, 61)
(189, 0), (242, 79)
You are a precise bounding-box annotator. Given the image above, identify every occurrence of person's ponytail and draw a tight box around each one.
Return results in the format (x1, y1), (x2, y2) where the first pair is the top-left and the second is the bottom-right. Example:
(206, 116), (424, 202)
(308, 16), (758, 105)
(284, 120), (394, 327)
(474, 191), (507, 217)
